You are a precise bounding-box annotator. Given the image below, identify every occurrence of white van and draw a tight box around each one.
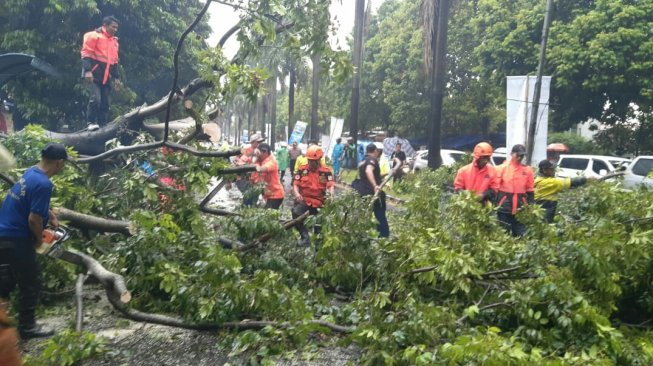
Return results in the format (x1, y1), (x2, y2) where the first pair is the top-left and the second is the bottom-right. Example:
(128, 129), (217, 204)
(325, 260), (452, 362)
(556, 154), (631, 179)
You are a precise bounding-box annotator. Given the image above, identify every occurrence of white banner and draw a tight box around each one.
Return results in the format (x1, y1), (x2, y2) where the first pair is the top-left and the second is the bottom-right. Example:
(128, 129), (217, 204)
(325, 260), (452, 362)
(506, 76), (551, 165)
(321, 117), (345, 159)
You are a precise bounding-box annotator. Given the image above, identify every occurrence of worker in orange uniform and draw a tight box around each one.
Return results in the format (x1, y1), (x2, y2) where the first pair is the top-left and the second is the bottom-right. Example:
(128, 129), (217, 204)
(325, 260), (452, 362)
(453, 142), (498, 203)
(81, 16), (121, 131)
(0, 300), (22, 366)
(292, 146), (335, 246)
(235, 133), (265, 207)
(495, 144), (534, 236)
(251, 143), (284, 209)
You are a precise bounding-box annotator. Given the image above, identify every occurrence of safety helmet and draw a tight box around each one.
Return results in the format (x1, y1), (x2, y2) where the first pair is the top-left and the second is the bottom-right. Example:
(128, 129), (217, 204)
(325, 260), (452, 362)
(473, 142), (493, 158)
(306, 145), (324, 160)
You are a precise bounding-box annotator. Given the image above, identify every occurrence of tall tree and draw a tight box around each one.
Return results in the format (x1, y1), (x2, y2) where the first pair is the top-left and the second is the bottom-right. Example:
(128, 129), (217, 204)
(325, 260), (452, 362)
(425, 0), (451, 169)
(310, 52), (322, 141)
(349, 0), (366, 155)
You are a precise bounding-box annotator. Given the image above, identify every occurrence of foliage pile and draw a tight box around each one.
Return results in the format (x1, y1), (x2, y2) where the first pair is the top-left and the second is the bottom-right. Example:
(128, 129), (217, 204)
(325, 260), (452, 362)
(6, 130), (653, 364)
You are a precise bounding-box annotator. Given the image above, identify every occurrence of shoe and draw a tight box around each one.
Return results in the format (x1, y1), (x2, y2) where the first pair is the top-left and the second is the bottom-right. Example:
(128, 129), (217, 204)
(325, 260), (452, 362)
(87, 123), (100, 131)
(19, 324), (55, 339)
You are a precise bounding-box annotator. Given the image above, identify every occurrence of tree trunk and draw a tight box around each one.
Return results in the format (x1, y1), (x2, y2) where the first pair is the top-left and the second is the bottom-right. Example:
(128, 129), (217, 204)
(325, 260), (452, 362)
(426, 0), (450, 170)
(310, 52), (321, 141)
(270, 75), (277, 147)
(43, 78), (211, 155)
(54, 207), (132, 235)
(350, 0), (365, 162)
(288, 67), (296, 142)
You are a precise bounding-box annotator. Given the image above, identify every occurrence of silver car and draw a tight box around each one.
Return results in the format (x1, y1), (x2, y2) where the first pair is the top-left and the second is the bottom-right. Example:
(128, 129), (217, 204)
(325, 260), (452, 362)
(622, 156), (653, 189)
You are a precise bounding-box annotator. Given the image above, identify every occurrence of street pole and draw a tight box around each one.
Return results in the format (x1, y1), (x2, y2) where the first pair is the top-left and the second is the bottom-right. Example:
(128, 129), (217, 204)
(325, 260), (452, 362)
(427, 0), (450, 170)
(349, 0), (365, 163)
(526, 0), (554, 165)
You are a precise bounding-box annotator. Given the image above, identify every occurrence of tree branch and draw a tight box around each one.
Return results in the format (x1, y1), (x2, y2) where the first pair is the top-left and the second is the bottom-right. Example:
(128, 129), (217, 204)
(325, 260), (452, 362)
(54, 207), (132, 235)
(238, 211), (311, 252)
(58, 250), (132, 304)
(106, 291), (353, 333)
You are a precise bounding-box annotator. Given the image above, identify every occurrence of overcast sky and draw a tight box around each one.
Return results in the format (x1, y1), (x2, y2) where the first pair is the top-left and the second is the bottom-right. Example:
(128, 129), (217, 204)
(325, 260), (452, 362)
(206, 1), (383, 58)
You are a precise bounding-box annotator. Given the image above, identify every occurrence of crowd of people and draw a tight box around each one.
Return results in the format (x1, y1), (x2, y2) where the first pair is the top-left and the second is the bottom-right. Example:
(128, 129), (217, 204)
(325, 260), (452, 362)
(231, 134), (389, 245)
(454, 142), (591, 236)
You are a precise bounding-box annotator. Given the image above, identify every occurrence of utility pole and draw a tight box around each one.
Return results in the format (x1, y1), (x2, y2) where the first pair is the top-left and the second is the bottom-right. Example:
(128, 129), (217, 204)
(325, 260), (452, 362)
(349, 0), (365, 163)
(427, 0), (450, 170)
(526, 0), (554, 165)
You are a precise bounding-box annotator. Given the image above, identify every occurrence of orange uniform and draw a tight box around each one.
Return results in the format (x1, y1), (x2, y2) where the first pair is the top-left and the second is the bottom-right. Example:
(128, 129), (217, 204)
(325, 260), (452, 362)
(81, 28), (119, 85)
(0, 302), (22, 366)
(454, 160), (498, 197)
(251, 155), (284, 200)
(293, 164), (335, 208)
(496, 159), (534, 214)
(237, 145), (257, 165)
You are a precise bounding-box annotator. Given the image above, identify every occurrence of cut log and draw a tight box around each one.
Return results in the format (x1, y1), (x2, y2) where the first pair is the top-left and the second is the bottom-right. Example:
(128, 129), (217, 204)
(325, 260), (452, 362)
(58, 250), (132, 304)
(75, 273), (88, 332)
(54, 207), (133, 235)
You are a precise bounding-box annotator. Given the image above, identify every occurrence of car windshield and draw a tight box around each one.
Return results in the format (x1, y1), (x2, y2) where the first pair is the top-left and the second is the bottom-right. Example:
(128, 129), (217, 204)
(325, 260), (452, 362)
(493, 156), (506, 165)
(559, 157), (589, 170)
(609, 159), (629, 168)
(450, 153), (465, 162)
(631, 158), (653, 177)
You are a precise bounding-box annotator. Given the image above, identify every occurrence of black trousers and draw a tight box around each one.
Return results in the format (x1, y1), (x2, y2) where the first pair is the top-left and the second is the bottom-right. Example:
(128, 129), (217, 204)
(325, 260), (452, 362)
(264, 198), (284, 210)
(497, 211), (527, 237)
(292, 201), (319, 242)
(0, 241), (41, 330)
(86, 81), (110, 126)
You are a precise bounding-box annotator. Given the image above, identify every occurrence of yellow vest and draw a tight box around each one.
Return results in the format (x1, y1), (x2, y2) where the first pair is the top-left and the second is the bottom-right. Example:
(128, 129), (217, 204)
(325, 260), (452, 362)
(534, 176), (571, 202)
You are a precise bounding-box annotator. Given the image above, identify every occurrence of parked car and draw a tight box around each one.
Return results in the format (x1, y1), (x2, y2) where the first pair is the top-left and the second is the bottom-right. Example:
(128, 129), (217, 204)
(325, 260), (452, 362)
(491, 147), (507, 166)
(622, 156), (653, 189)
(412, 149), (466, 172)
(556, 154), (631, 179)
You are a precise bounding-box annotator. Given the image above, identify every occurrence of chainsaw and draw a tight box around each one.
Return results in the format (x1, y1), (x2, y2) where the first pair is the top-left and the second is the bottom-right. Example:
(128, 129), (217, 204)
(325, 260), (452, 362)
(36, 226), (70, 258)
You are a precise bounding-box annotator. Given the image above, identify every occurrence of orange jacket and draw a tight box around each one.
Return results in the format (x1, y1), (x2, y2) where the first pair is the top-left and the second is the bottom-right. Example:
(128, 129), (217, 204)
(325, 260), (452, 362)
(0, 302), (22, 366)
(454, 159), (498, 197)
(496, 159), (534, 214)
(251, 155), (284, 200)
(81, 27), (119, 85)
(293, 164), (335, 208)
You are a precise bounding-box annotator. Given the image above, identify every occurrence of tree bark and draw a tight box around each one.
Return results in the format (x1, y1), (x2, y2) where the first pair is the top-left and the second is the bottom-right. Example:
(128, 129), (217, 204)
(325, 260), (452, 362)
(270, 75), (277, 147)
(310, 52), (321, 141)
(350, 0), (365, 161)
(288, 67), (296, 142)
(426, 0), (450, 170)
(105, 290), (353, 333)
(59, 249), (132, 304)
(54, 207), (133, 235)
(44, 78), (212, 155)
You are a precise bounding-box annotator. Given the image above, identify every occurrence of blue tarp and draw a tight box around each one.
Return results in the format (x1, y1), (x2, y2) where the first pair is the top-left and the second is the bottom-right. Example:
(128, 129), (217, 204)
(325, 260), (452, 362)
(408, 133), (507, 152)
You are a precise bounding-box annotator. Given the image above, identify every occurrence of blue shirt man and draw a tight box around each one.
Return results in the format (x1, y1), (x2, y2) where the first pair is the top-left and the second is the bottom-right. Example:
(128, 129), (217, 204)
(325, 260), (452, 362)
(0, 142), (66, 339)
(0, 167), (53, 240)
